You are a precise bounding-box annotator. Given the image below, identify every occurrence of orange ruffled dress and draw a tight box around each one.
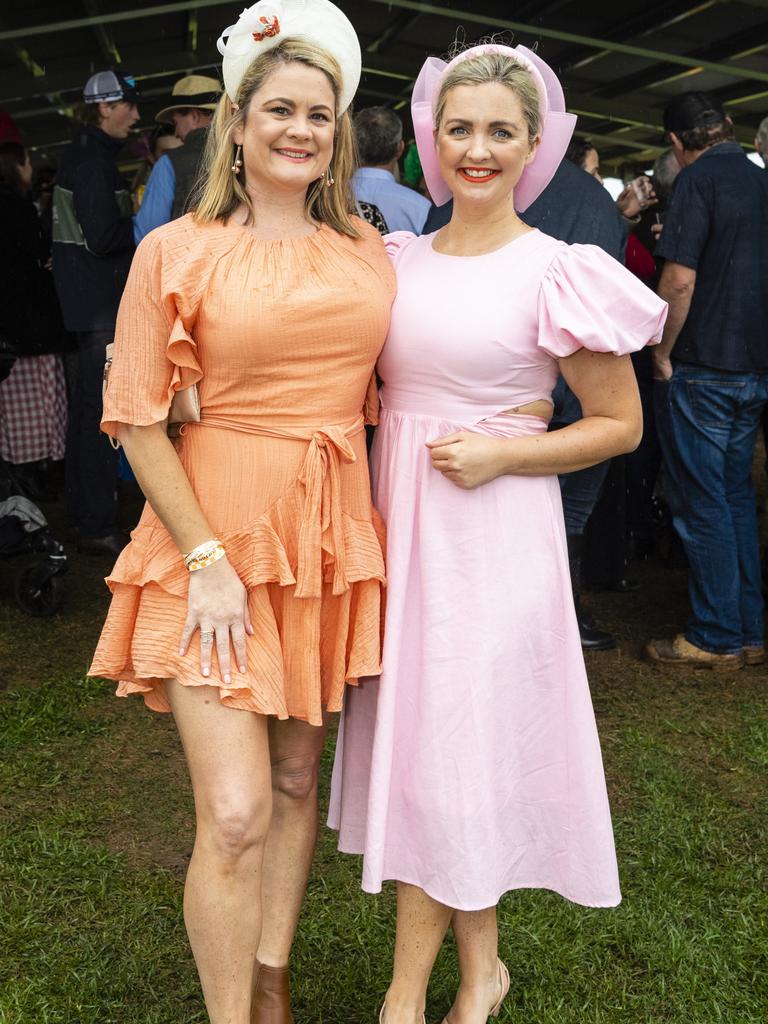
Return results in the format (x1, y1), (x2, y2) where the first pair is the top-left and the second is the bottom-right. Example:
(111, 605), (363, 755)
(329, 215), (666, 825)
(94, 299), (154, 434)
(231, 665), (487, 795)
(90, 214), (395, 725)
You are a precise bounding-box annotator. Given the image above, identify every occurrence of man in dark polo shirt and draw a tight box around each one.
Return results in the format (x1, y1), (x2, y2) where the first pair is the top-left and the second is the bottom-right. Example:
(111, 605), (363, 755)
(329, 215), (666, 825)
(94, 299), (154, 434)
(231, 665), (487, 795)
(645, 92), (768, 670)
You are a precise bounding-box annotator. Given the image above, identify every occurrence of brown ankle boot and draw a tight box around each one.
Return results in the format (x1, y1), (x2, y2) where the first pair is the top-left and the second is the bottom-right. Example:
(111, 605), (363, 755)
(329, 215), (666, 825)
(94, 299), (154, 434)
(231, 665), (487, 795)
(251, 961), (294, 1024)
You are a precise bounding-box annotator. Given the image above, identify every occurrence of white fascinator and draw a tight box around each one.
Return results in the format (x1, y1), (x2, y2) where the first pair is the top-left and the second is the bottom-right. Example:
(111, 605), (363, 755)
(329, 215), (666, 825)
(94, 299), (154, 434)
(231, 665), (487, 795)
(217, 0), (362, 112)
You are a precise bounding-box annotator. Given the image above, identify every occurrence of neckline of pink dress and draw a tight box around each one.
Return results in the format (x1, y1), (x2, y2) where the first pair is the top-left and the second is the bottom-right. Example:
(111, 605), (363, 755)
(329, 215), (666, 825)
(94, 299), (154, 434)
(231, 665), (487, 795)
(429, 226), (540, 260)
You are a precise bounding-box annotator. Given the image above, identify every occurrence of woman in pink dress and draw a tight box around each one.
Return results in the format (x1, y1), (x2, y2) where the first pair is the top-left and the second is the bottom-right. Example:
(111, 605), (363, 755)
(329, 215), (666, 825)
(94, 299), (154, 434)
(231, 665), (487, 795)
(329, 44), (668, 1024)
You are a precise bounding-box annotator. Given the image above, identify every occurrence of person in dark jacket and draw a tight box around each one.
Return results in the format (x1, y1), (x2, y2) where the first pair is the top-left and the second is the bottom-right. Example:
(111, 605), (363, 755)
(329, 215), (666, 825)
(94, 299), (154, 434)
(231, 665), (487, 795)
(0, 142), (69, 498)
(52, 70), (139, 555)
(133, 75), (220, 243)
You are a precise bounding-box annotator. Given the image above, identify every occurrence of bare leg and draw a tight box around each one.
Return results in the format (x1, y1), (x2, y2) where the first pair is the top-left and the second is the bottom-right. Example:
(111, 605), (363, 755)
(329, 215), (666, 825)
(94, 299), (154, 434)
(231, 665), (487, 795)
(382, 882), (454, 1024)
(166, 679), (273, 1024)
(445, 908), (502, 1023)
(256, 716), (327, 967)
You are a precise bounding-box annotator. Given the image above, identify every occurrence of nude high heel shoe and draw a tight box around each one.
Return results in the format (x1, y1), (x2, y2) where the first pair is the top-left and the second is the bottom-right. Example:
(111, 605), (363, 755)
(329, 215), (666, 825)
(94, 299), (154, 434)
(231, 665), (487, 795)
(252, 960), (294, 1024)
(440, 958), (510, 1023)
(378, 1005), (426, 1024)
(489, 958), (510, 1018)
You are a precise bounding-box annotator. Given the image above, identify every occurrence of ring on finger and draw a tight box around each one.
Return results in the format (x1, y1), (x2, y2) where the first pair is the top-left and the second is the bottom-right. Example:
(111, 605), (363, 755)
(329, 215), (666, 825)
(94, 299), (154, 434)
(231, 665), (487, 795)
(200, 630), (215, 645)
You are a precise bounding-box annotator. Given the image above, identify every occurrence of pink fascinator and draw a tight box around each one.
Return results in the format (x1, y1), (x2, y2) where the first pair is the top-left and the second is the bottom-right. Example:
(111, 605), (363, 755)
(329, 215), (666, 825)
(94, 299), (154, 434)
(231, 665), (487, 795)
(412, 44), (577, 212)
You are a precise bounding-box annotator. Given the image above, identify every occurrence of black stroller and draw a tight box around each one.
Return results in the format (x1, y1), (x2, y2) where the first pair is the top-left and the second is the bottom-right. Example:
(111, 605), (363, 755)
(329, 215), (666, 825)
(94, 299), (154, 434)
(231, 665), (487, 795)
(0, 486), (68, 617)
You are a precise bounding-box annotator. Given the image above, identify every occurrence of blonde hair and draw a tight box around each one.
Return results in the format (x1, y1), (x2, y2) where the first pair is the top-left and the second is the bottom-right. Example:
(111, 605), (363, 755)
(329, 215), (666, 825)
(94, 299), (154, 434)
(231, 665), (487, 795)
(193, 39), (359, 237)
(434, 50), (542, 147)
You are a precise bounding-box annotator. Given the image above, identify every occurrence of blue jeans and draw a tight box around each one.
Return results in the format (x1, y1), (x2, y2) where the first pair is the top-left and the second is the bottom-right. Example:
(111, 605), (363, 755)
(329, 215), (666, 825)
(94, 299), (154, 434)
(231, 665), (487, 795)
(655, 364), (768, 653)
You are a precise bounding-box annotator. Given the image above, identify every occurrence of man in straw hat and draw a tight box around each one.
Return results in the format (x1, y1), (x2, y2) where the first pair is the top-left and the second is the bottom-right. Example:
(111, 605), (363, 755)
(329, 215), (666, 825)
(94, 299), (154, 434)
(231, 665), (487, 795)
(134, 74), (220, 242)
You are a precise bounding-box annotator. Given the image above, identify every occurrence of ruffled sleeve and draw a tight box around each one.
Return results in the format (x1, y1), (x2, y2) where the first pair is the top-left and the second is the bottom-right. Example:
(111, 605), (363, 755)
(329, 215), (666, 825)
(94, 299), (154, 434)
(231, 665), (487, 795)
(101, 220), (219, 438)
(384, 230), (417, 263)
(537, 243), (668, 360)
(101, 229), (196, 438)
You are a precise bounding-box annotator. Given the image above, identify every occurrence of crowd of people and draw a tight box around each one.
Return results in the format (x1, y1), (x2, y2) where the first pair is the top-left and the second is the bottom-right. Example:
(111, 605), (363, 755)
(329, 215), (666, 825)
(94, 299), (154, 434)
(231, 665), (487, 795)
(2, 0), (768, 1020)
(1, 33), (766, 605)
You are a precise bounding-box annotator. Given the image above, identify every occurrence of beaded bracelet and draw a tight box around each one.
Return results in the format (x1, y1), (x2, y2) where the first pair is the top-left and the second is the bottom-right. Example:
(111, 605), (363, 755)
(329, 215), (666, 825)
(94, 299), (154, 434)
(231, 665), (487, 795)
(184, 539), (226, 572)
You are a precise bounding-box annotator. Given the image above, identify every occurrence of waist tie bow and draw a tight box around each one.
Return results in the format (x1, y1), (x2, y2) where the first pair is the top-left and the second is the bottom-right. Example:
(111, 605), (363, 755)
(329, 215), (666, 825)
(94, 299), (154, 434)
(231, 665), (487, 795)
(295, 424), (358, 598)
(194, 414), (363, 598)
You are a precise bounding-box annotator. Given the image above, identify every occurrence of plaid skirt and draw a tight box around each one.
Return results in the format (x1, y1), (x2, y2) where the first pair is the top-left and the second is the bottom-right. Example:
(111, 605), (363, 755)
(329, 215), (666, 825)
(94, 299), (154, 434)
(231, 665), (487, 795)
(0, 354), (67, 463)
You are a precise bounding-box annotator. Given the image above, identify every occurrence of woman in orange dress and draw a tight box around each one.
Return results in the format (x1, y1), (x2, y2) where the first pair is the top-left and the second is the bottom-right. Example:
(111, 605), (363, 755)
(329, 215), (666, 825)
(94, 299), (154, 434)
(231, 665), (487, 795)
(90, 3), (394, 1021)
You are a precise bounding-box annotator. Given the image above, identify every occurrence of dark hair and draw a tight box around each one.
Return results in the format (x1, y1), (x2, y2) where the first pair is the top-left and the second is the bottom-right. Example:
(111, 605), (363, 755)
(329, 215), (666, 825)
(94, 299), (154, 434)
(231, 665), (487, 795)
(0, 141), (27, 193)
(674, 120), (735, 152)
(33, 165), (56, 205)
(353, 106), (403, 166)
(74, 101), (103, 126)
(149, 122), (177, 156)
(74, 98), (129, 127)
(565, 139), (597, 170)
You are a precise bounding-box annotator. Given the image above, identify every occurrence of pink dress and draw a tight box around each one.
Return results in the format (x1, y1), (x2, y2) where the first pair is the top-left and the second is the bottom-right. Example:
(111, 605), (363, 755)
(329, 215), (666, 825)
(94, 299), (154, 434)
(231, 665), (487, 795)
(328, 228), (667, 911)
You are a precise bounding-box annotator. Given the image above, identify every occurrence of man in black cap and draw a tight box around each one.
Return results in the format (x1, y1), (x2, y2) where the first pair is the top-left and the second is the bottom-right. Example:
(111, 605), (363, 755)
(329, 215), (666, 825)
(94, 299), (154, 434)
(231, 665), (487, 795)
(52, 70), (139, 556)
(645, 92), (768, 670)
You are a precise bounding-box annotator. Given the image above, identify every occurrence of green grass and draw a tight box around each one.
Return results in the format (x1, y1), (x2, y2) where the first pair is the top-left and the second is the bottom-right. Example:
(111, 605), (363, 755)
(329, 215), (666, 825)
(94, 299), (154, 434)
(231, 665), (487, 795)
(1, 538), (768, 1022)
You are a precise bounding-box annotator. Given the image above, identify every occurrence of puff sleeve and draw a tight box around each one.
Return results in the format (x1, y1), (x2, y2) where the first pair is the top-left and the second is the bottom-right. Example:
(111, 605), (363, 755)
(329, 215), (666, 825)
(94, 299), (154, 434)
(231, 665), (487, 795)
(384, 230), (417, 263)
(101, 229), (203, 439)
(537, 243), (667, 360)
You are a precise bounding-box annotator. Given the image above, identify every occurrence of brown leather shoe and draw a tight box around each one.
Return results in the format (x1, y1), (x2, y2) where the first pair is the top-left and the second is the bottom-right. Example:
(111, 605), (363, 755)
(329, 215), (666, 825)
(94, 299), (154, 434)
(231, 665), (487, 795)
(644, 634), (744, 672)
(743, 645), (766, 666)
(252, 961), (294, 1024)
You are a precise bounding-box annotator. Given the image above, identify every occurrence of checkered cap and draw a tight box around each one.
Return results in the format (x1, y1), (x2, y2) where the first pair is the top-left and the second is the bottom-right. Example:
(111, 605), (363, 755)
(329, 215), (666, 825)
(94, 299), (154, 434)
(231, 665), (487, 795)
(83, 71), (139, 104)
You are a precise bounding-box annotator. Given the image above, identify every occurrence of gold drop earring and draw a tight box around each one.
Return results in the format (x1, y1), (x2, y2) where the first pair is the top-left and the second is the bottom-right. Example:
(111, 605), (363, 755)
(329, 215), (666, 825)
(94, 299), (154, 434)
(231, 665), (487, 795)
(325, 166), (335, 188)
(231, 145), (243, 174)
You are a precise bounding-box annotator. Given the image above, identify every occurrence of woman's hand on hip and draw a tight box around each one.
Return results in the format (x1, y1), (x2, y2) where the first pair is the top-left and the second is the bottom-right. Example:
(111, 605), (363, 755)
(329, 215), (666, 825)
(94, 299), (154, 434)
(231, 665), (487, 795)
(179, 557), (254, 683)
(426, 431), (506, 489)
